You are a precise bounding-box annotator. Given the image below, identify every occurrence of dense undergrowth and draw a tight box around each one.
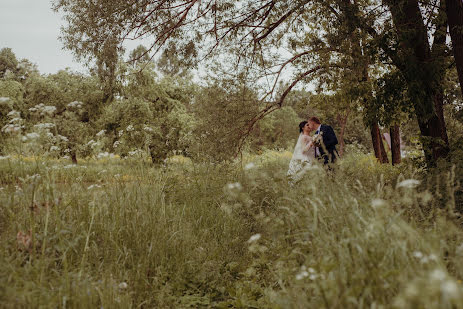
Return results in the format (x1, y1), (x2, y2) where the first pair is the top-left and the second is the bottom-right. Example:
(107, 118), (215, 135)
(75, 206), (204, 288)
(0, 150), (462, 308)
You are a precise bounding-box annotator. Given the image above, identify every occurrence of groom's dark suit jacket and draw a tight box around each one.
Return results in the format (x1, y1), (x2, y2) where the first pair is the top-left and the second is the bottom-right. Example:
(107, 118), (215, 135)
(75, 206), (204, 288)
(315, 124), (339, 165)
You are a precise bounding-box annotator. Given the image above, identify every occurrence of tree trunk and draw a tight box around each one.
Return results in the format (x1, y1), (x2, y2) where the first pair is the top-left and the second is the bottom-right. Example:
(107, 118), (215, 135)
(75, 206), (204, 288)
(371, 123), (389, 163)
(447, 0), (463, 96)
(385, 0), (449, 165)
(71, 151), (78, 164)
(336, 111), (349, 157)
(379, 130), (389, 164)
(390, 124), (401, 165)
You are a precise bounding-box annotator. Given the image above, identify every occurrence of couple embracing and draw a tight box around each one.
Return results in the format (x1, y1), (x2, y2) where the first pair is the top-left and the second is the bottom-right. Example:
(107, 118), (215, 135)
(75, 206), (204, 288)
(287, 117), (338, 182)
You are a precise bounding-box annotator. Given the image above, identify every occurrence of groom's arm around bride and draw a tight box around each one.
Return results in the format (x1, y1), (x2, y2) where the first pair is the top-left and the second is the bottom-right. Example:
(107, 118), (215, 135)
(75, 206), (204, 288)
(308, 117), (339, 165)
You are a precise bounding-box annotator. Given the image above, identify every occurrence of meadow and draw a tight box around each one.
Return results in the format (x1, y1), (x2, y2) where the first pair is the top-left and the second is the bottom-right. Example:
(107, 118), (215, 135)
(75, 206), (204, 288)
(1, 151), (463, 308)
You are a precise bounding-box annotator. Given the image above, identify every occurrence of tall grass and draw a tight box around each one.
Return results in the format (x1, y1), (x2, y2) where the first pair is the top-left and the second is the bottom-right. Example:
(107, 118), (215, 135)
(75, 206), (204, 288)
(0, 151), (462, 308)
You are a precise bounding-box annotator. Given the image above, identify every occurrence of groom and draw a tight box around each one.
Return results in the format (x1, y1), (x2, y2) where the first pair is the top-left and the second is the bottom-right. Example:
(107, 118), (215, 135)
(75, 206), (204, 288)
(307, 116), (339, 165)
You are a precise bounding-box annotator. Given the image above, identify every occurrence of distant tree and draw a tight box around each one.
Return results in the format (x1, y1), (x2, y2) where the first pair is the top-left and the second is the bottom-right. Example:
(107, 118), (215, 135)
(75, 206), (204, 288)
(0, 48), (19, 79)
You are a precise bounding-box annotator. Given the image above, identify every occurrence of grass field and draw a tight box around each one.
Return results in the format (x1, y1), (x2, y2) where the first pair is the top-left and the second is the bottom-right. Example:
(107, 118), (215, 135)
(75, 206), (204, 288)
(1, 151), (463, 308)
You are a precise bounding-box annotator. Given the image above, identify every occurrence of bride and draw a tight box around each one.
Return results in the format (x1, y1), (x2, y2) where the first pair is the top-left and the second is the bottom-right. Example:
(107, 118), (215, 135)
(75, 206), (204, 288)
(287, 121), (315, 183)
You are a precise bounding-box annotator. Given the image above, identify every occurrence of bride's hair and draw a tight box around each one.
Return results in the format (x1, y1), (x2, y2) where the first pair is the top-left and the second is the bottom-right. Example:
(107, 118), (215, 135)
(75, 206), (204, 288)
(299, 121), (308, 133)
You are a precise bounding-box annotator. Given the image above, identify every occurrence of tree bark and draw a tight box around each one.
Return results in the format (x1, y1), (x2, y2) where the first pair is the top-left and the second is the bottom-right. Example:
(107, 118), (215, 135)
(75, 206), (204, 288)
(371, 123), (389, 163)
(71, 151), (78, 164)
(447, 0), (463, 96)
(390, 124), (401, 165)
(384, 0), (449, 165)
(379, 130), (389, 164)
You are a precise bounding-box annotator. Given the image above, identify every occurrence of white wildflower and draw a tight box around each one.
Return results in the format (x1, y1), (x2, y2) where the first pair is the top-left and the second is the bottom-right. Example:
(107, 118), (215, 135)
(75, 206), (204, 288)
(309, 274), (318, 280)
(0, 155), (10, 160)
(24, 132), (40, 140)
(50, 146), (60, 152)
(96, 130), (105, 137)
(441, 280), (459, 297)
(430, 269), (447, 281)
(128, 149), (142, 156)
(126, 124), (134, 132)
(113, 141), (121, 148)
(34, 123), (55, 130)
(67, 101), (83, 109)
(118, 282), (128, 289)
(244, 162), (255, 170)
(413, 251), (423, 259)
(371, 198), (386, 209)
(7, 110), (20, 118)
(58, 135), (69, 142)
(0, 97), (10, 103)
(87, 184), (102, 190)
(118, 130), (124, 137)
(2, 124), (21, 133)
(227, 182), (242, 190)
(41, 105), (56, 116)
(308, 267), (316, 274)
(397, 179), (421, 189)
(248, 234), (261, 243)
(87, 139), (98, 148)
(296, 270), (309, 280)
(143, 125), (154, 133)
(428, 254), (438, 262)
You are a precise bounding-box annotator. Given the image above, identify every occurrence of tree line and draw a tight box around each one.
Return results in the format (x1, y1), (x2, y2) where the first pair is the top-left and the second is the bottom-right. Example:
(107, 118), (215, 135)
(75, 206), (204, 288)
(51, 0), (463, 167)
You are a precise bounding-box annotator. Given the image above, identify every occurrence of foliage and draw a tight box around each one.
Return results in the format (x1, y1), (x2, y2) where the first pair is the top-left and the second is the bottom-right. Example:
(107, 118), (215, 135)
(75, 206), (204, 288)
(1, 151), (463, 307)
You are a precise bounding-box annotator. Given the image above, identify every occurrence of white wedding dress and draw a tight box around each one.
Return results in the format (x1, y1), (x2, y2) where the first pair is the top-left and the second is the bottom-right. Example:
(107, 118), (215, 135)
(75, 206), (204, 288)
(287, 134), (315, 183)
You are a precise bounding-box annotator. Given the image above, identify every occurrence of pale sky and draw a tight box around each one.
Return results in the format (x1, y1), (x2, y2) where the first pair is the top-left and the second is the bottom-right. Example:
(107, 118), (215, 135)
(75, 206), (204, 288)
(0, 0), (87, 74)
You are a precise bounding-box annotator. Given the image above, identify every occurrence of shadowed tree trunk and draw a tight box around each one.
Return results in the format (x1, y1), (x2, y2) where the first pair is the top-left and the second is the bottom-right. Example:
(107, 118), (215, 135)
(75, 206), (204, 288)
(390, 124), (401, 165)
(385, 0), (449, 165)
(446, 0), (463, 96)
(71, 151), (78, 164)
(371, 123), (389, 163)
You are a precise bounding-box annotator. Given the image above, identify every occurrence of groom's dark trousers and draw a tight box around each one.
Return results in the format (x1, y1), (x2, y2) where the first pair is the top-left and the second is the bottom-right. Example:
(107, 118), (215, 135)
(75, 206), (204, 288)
(315, 124), (339, 165)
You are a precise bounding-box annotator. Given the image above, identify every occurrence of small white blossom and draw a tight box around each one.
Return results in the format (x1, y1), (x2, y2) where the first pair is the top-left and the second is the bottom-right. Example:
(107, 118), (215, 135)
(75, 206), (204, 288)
(397, 179), (421, 189)
(58, 135), (69, 142)
(96, 130), (106, 137)
(413, 251), (423, 259)
(34, 123), (55, 130)
(143, 125), (154, 133)
(0, 155), (10, 160)
(441, 280), (459, 297)
(371, 198), (386, 209)
(113, 141), (121, 148)
(50, 146), (60, 152)
(118, 130), (124, 137)
(67, 101), (83, 109)
(248, 234), (261, 243)
(0, 97), (10, 103)
(227, 182), (242, 190)
(24, 132), (40, 140)
(118, 282), (128, 289)
(296, 271), (309, 280)
(7, 110), (20, 118)
(244, 162), (255, 170)
(87, 184), (102, 190)
(126, 124), (135, 132)
(2, 124), (21, 133)
(430, 269), (447, 281)
(128, 149), (143, 156)
(87, 139), (98, 148)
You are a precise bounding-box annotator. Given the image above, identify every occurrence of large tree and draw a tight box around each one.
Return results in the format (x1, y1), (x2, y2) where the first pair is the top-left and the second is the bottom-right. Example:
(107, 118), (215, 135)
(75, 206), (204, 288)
(54, 0), (454, 165)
